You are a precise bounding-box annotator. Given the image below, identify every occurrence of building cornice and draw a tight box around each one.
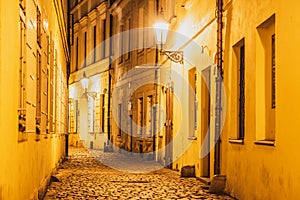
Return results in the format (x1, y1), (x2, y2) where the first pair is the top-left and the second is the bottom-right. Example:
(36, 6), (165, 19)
(69, 58), (110, 84)
(73, 22), (80, 34)
(97, 1), (108, 15)
(109, 0), (130, 16)
(70, 0), (108, 15)
(87, 9), (98, 21)
(79, 16), (88, 27)
(70, 0), (89, 14)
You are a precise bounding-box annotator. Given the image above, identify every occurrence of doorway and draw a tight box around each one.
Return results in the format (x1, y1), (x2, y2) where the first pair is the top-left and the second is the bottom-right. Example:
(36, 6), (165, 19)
(79, 94), (88, 143)
(201, 67), (211, 177)
(165, 86), (173, 168)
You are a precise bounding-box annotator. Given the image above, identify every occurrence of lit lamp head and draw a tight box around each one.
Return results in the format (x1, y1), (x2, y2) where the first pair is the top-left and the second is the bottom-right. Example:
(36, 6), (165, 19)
(80, 71), (89, 93)
(153, 17), (169, 49)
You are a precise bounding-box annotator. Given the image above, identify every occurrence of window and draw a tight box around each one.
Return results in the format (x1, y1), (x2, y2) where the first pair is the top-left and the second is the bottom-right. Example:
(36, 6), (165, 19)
(138, 7), (144, 51)
(271, 34), (276, 109)
(70, 14), (74, 45)
(229, 38), (245, 143)
(46, 67), (50, 133)
(118, 104), (122, 137)
(100, 94), (105, 132)
(18, 10), (27, 139)
(188, 68), (198, 139)
(47, 35), (50, 64)
(124, 18), (131, 60)
(110, 14), (115, 56)
(37, 7), (42, 47)
(119, 25), (124, 64)
(69, 98), (79, 134)
(88, 97), (94, 133)
(147, 0), (155, 47)
(49, 37), (55, 133)
(75, 37), (79, 70)
(75, 100), (79, 133)
(146, 96), (153, 137)
(68, 100), (75, 133)
(101, 19), (106, 59)
(36, 52), (42, 134)
(52, 49), (57, 133)
(83, 32), (87, 67)
(256, 14), (276, 144)
(238, 43), (245, 140)
(93, 26), (97, 63)
(138, 98), (143, 136)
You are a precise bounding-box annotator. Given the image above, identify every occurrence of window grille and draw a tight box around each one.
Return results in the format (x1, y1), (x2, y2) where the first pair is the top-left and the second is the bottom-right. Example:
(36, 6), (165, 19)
(271, 34), (276, 109)
(37, 7), (42, 47)
(238, 44), (245, 139)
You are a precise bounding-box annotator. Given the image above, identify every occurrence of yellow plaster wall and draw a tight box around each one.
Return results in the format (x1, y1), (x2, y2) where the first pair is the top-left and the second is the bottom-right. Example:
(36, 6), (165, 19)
(0, 0), (68, 199)
(169, 0), (300, 199)
(222, 0), (300, 199)
(170, 0), (217, 178)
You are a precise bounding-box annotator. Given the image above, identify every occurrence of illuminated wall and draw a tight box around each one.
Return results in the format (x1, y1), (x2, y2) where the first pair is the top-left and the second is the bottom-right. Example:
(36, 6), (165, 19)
(68, 0), (110, 150)
(170, 0), (300, 199)
(222, 0), (300, 199)
(0, 0), (68, 199)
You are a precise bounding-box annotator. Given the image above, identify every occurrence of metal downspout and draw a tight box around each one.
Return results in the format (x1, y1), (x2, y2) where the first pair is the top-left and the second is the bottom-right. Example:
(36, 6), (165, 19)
(214, 0), (223, 175)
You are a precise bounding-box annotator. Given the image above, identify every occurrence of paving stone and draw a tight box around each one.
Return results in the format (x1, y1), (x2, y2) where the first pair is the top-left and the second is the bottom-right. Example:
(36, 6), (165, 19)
(43, 148), (234, 200)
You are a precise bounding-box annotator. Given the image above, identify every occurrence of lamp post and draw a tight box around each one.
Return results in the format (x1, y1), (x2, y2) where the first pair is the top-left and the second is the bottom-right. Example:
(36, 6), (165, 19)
(80, 72), (89, 93)
(80, 71), (97, 98)
(153, 15), (185, 167)
(80, 71), (97, 146)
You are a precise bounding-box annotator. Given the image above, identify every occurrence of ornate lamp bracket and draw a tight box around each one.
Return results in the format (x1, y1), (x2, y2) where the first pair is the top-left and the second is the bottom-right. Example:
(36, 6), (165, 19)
(161, 50), (184, 64)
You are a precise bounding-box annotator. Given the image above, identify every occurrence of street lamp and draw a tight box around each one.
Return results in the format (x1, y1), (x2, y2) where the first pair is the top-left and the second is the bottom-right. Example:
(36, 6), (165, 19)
(153, 21), (169, 46)
(153, 12), (186, 167)
(80, 71), (97, 98)
(153, 15), (184, 64)
(80, 71), (89, 93)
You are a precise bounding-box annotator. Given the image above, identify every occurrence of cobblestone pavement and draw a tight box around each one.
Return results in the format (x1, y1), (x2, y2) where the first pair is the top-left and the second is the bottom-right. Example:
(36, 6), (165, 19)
(44, 148), (235, 200)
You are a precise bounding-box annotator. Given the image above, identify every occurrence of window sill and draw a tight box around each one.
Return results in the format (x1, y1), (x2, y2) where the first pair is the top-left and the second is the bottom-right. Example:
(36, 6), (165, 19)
(228, 139), (244, 144)
(254, 140), (275, 146)
(188, 136), (197, 140)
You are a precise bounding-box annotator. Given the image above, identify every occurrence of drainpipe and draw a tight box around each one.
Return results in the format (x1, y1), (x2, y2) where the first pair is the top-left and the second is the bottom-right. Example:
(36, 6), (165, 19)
(107, 12), (113, 144)
(214, 0), (223, 175)
(66, 0), (72, 156)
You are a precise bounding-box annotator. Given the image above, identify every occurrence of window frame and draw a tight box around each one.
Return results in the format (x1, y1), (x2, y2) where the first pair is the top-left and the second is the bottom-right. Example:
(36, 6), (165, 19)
(255, 14), (276, 145)
(18, 8), (27, 141)
(37, 6), (42, 47)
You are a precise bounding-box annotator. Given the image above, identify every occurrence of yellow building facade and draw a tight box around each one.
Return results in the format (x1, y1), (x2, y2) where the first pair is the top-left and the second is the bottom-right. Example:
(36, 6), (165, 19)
(166, 0), (300, 199)
(0, 0), (68, 199)
(68, 0), (111, 150)
(109, 0), (158, 156)
(222, 0), (300, 199)
(66, 0), (300, 199)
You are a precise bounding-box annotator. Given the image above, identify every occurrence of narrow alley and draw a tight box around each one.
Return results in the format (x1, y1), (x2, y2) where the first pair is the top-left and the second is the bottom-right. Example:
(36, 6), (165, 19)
(2, 0), (300, 199)
(44, 148), (234, 200)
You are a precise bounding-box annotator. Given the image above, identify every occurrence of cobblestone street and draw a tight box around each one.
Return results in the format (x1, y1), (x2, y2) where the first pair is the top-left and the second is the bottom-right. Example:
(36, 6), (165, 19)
(44, 148), (235, 200)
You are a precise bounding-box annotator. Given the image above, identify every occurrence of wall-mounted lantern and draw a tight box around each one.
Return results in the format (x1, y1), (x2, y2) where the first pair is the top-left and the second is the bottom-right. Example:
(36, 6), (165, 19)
(153, 9), (184, 64)
(80, 72), (89, 93)
(80, 71), (97, 98)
